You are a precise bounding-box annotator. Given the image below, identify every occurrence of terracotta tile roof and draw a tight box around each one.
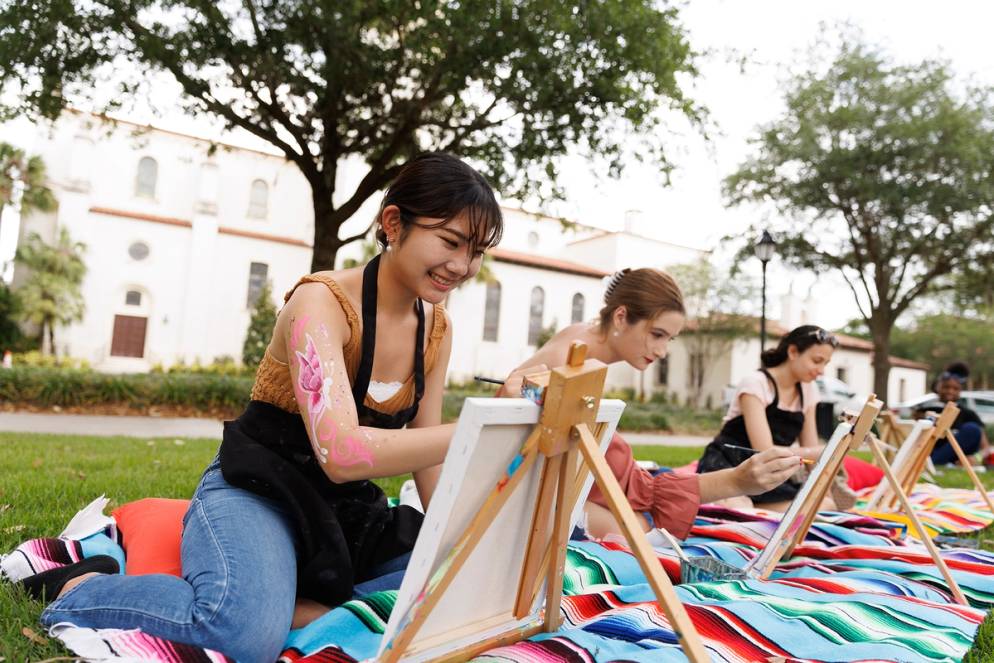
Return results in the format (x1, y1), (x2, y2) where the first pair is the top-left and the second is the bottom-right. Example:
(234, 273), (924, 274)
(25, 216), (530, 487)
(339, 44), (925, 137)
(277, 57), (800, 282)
(686, 316), (929, 370)
(488, 247), (610, 278)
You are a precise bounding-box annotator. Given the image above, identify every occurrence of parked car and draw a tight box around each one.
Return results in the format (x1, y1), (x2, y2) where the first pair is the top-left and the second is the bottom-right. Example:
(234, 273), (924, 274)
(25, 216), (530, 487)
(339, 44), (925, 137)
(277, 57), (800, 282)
(893, 391), (994, 425)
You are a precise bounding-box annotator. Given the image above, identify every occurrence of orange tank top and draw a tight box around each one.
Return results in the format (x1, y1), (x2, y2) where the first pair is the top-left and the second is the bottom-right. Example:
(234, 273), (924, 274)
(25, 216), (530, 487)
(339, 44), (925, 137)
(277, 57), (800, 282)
(250, 273), (447, 415)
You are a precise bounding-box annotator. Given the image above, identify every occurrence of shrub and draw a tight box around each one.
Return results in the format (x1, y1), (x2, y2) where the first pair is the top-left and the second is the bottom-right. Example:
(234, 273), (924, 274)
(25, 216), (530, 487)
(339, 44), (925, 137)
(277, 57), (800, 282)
(0, 366), (252, 411)
(11, 350), (90, 370)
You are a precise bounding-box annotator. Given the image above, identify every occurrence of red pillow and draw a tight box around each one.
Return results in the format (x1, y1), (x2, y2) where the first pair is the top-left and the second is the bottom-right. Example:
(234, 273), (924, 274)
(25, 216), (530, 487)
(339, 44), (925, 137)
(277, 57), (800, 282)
(112, 498), (189, 576)
(843, 455), (884, 491)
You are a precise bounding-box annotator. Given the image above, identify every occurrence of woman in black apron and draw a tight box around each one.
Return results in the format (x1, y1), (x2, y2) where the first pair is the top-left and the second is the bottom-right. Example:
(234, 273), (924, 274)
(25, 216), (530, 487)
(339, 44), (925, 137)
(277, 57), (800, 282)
(22, 153), (505, 663)
(697, 325), (838, 511)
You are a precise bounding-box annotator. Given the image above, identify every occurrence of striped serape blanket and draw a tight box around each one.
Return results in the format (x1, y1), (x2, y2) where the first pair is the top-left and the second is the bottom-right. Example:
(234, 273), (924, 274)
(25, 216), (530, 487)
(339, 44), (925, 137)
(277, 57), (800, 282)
(12, 485), (994, 662)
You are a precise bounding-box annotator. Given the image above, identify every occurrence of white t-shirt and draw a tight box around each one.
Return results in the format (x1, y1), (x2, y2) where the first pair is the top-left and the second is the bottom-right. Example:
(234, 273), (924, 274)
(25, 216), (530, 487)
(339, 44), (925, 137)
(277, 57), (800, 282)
(723, 370), (820, 424)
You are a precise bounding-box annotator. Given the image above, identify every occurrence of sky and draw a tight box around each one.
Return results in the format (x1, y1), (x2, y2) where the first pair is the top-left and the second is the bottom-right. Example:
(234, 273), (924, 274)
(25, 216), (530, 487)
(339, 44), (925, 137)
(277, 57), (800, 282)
(3, 0), (993, 326)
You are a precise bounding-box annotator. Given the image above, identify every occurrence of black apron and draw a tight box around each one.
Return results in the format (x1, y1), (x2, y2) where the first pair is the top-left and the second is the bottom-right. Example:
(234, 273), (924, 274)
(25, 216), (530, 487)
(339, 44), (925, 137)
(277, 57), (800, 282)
(219, 254), (426, 605)
(697, 368), (806, 504)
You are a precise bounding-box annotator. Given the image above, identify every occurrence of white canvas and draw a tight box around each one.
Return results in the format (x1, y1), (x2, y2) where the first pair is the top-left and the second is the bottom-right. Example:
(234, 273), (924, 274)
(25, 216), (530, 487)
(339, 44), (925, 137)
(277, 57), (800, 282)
(747, 421), (853, 577)
(863, 419), (933, 511)
(376, 397), (625, 662)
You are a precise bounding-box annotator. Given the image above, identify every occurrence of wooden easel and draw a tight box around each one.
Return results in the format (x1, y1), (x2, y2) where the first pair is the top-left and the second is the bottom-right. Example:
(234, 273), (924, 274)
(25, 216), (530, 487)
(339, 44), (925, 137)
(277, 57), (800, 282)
(876, 410), (913, 464)
(863, 418), (934, 513)
(862, 421), (969, 605)
(379, 343), (710, 663)
(750, 397), (883, 579)
(895, 403), (994, 515)
(749, 396), (969, 605)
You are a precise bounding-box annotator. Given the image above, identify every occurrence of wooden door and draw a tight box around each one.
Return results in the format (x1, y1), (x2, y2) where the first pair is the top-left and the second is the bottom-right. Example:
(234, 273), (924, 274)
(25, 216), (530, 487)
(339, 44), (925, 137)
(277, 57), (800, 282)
(110, 315), (147, 358)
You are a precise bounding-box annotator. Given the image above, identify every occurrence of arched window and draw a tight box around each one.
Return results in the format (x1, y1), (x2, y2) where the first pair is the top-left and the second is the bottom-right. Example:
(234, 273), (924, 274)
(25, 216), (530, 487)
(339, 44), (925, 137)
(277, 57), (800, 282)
(527, 286), (544, 345)
(246, 261), (269, 307)
(248, 179), (269, 219)
(135, 157), (158, 198)
(125, 290), (142, 307)
(482, 281), (501, 341)
(571, 292), (585, 324)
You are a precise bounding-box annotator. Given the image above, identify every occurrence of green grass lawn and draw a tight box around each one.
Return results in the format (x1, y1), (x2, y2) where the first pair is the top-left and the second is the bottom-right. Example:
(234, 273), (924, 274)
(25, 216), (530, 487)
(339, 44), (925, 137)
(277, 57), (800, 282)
(1, 434), (992, 660)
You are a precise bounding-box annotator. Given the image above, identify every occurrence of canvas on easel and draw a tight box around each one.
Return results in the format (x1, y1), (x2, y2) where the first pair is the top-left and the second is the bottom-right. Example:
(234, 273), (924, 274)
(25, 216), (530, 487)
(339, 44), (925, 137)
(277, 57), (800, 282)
(746, 396), (881, 580)
(747, 396), (968, 605)
(863, 418), (934, 512)
(375, 344), (710, 663)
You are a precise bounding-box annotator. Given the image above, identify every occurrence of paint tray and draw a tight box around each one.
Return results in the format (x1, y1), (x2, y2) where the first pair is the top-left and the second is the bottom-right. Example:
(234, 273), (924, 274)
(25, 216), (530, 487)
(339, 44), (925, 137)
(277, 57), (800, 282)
(679, 556), (748, 584)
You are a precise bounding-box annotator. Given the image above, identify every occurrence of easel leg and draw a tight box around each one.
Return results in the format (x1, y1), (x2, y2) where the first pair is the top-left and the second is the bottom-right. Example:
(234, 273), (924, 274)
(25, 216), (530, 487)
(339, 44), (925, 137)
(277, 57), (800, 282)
(575, 424), (711, 663)
(865, 434), (969, 606)
(544, 446), (577, 631)
(946, 431), (994, 514)
(514, 454), (563, 618)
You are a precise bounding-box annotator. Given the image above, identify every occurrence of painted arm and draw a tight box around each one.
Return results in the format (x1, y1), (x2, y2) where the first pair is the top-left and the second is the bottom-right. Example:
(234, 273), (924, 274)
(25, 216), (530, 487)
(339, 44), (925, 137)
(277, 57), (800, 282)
(282, 283), (453, 484)
(407, 309), (453, 509)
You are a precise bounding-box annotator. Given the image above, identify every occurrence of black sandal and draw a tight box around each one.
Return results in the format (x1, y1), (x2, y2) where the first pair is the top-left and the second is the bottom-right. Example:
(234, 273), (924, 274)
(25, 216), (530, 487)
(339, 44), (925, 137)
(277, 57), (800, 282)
(20, 555), (119, 601)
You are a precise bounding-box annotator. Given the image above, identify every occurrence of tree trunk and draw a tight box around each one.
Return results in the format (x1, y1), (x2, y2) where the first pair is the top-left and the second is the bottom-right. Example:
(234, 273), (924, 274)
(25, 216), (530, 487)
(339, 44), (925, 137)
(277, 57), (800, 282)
(310, 202), (347, 272)
(869, 317), (892, 404)
(40, 320), (51, 356)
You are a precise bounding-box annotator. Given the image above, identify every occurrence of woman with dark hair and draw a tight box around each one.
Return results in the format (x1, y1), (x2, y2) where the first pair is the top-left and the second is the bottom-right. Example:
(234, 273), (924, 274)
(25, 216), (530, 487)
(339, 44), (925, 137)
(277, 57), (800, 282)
(920, 363), (990, 465)
(502, 268), (805, 539)
(11, 153), (504, 662)
(696, 325), (838, 512)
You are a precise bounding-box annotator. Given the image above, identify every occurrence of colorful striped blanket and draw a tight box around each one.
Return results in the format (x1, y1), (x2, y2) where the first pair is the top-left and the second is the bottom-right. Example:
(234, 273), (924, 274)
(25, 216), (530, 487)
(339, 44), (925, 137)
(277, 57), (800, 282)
(11, 485), (994, 663)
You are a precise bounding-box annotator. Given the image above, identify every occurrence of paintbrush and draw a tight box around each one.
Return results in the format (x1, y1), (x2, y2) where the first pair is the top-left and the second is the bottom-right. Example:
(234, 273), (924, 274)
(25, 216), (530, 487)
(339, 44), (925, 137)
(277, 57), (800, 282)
(721, 442), (815, 465)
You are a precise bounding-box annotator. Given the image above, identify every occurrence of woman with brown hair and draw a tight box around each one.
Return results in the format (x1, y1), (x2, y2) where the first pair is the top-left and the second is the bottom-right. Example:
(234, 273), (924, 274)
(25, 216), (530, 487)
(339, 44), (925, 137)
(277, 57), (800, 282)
(502, 268), (805, 539)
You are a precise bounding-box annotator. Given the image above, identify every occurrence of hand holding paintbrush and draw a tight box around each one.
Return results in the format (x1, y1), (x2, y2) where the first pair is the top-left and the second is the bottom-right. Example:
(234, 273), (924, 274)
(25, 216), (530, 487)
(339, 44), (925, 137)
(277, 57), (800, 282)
(722, 442), (816, 466)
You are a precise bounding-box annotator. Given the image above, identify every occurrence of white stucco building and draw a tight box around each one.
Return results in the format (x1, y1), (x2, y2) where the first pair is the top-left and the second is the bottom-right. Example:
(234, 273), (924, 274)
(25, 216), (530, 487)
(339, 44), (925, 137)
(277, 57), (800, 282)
(3, 110), (928, 407)
(4, 110), (313, 371)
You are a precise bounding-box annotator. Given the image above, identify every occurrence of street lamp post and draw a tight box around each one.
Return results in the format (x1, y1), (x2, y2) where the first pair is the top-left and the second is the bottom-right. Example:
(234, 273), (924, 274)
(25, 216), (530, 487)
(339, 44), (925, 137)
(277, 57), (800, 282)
(754, 230), (776, 354)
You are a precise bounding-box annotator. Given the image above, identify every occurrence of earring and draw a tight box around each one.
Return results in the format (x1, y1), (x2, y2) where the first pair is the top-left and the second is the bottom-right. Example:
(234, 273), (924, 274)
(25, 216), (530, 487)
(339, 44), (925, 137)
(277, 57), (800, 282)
(612, 331), (619, 337)
(385, 242), (393, 252)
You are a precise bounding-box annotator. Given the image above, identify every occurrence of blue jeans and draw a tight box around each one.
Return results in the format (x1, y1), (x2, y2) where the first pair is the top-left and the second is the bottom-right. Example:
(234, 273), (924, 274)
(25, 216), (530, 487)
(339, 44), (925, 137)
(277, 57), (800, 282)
(42, 459), (299, 663)
(930, 422), (984, 465)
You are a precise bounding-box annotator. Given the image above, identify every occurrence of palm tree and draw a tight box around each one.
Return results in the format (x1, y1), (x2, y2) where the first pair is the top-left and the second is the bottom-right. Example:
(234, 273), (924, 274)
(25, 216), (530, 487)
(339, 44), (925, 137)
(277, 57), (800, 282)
(0, 142), (56, 238)
(14, 228), (87, 356)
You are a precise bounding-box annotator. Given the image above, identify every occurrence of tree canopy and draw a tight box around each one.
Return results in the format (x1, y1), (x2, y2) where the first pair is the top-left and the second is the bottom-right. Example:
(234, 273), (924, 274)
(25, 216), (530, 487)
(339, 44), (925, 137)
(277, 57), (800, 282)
(0, 141), (55, 233)
(0, 0), (701, 269)
(14, 227), (87, 355)
(725, 38), (994, 402)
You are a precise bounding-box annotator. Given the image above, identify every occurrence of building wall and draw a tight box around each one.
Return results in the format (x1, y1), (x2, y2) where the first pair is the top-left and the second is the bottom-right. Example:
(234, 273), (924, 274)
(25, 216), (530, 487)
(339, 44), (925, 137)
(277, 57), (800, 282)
(445, 260), (616, 385)
(5, 111), (313, 370)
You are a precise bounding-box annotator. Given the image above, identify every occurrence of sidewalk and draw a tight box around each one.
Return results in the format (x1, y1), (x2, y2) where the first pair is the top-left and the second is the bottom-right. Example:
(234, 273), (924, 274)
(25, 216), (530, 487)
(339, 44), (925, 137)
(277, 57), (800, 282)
(0, 412), (711, 447)
(0, 412), (223, 439)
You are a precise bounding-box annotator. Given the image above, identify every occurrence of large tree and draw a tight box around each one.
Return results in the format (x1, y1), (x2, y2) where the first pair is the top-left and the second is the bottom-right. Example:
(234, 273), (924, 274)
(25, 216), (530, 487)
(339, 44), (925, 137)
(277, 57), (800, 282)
(14, 227), (86, 355)
(725, 40), (994, 403)
(0, 0), (700, 270)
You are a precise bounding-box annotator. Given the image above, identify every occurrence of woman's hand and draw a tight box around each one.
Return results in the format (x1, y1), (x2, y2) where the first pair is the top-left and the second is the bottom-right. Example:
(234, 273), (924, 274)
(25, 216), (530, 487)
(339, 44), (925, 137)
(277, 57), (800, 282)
(732, 446), (805, 496)
(498, 363), (548, 398)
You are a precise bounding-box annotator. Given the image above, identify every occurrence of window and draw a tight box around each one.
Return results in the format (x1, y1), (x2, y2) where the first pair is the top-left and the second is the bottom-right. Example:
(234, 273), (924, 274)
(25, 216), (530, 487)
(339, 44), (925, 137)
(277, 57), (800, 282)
(248, 179), (269, 219)
(972, 398), (994, 417)
(688, 352), (704, 392)
(128, 241), (150, 261)
(527, 231), (539, 247)
(571, 293), (585, 324)
(135, 157), (158, 198)
(125, 290), (142, 307)
(898, 378), (907, 402)
(246, 262), (269, 307)
(527, 287), (544, 345)
(836, 366), (848, 384)
(657, 357), (669, 386)
(482, 281), (501, 341)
